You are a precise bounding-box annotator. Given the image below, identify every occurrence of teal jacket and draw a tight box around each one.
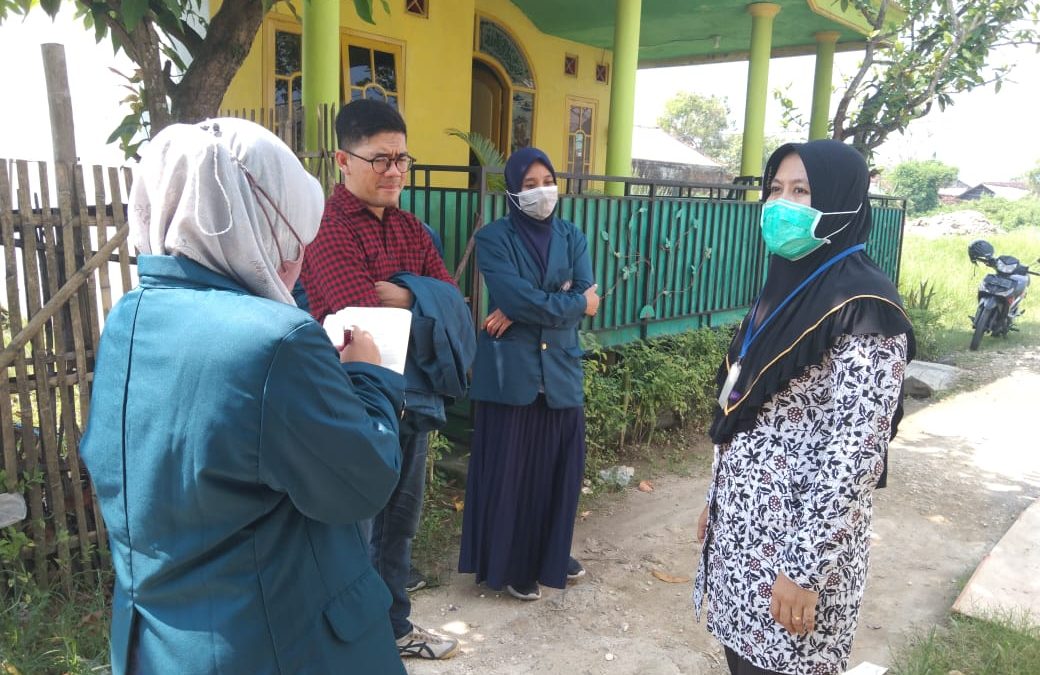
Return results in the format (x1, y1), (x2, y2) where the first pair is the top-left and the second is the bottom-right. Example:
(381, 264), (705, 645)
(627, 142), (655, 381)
(469, 216), (594, 409)
(81, 255), (407, 674)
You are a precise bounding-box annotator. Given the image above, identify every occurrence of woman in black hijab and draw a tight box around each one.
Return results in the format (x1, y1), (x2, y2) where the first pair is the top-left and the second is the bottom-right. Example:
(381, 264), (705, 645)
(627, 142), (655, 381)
(459, 148), (600, 601)
(694, 140), (914, 675)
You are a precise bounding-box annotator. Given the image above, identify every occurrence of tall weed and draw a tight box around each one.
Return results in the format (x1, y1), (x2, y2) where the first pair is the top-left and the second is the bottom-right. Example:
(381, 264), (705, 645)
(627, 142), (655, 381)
(0, 566), (112, 674)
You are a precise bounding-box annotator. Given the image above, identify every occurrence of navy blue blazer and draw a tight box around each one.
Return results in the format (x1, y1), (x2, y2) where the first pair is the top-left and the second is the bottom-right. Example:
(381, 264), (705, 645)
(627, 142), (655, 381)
(469, 215), (594, 409)
(391, 272), (476, 433)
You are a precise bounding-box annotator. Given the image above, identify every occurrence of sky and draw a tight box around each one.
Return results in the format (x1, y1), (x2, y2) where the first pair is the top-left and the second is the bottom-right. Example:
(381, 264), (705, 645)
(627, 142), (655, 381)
(2, 8), (1039, 185)
(634, 46), (1040, 185)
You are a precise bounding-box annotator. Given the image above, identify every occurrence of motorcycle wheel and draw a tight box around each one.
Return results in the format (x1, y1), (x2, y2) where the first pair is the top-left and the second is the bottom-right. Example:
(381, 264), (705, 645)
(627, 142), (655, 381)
(970, 305), (995, 351)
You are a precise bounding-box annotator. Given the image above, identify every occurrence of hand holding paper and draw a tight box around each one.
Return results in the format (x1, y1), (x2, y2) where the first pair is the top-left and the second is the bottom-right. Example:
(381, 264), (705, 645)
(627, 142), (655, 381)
(323, 307), (412, 374)
(338, 326), (382, 365)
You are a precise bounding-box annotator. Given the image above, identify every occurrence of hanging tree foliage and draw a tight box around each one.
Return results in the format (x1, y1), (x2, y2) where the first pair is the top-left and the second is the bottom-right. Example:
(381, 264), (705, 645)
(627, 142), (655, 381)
(0, 0), (388, 155)
(831, 0), (1040, 158)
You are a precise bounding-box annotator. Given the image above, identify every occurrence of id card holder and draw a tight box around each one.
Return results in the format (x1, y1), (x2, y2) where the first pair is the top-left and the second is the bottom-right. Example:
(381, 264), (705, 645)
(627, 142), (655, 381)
(717, 361), (741, 410)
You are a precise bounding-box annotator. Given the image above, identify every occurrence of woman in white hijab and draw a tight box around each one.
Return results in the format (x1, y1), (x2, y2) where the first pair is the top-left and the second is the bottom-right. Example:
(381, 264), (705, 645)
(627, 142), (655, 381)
(81, 119), (408, 674)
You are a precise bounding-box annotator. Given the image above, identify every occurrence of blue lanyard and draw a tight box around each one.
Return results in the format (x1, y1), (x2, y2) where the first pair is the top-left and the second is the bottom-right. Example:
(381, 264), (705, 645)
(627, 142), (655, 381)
(739, 244), (866, 361)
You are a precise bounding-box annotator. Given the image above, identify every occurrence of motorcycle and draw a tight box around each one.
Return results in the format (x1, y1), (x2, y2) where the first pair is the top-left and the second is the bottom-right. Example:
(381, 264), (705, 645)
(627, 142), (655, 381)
(967, 239), (1040, 351)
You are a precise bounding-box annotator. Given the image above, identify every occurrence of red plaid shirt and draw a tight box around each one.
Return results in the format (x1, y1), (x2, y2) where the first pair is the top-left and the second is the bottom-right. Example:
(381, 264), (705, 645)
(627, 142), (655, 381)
(302, 184), (454, 322)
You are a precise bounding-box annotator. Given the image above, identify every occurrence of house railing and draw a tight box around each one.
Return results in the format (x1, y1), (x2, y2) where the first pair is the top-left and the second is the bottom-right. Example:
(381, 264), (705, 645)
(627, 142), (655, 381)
(404, 164), (907, 347)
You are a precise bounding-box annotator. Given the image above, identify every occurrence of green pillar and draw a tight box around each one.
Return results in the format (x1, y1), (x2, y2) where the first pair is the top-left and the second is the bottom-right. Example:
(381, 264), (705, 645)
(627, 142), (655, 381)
(809, 31), (840, 140)
(302, 0), (340, 152)
(739, 2), (780, 196)
(604, 0), (642, 196)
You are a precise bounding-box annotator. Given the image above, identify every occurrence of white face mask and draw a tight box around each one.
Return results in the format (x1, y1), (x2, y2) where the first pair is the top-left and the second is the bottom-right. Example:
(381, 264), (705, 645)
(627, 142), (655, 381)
(509, 185), (559, 221)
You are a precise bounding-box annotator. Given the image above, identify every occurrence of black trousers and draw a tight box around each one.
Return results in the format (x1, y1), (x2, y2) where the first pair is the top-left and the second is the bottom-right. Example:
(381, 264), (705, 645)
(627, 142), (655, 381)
(725, 647), (786, 675)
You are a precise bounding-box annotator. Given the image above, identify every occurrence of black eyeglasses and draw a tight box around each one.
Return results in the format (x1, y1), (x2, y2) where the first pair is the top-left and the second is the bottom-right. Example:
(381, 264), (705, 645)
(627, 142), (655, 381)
(345, 150), (416, 174)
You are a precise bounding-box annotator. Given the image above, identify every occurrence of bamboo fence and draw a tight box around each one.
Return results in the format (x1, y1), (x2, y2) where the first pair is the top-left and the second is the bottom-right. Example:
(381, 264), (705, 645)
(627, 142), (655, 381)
(1, 159), (133, 591)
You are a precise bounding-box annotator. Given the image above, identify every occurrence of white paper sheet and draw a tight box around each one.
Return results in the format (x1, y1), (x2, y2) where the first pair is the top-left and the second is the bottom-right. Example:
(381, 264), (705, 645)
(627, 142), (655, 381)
(322, 307), (412, 375)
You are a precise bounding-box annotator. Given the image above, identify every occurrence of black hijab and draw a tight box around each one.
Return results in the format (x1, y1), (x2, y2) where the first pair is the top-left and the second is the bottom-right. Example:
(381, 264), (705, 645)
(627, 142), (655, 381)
(709, 140), (915, 478)
(504, 147), (556, 274)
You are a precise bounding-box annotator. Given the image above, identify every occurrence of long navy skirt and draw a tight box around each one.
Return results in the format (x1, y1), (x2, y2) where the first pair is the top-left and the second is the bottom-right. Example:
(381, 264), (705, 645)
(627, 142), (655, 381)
(458, 395), (587, 590)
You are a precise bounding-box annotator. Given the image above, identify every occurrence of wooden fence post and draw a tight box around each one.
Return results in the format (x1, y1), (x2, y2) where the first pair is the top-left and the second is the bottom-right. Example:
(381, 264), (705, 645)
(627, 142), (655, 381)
(41, 43), (78, 169)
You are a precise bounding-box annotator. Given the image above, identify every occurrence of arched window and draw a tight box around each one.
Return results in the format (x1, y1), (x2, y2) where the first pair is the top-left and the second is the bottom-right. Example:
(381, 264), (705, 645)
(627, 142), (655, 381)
(477, 17), (535, 154)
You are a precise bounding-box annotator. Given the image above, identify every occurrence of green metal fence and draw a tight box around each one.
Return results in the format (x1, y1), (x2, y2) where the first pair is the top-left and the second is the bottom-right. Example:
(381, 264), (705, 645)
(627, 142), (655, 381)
(402, 166), (906, 347)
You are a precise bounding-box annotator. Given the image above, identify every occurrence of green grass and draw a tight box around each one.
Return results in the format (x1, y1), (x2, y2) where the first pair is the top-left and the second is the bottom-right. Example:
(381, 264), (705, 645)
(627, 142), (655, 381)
(899, 228), (1040, 357)
(890, 611), (1040, 675)
(0, 569), (112, 675)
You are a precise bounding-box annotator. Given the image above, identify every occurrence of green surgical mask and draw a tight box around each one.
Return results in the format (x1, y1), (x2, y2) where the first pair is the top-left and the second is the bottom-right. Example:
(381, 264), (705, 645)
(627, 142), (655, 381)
(760, 198), (861, 260)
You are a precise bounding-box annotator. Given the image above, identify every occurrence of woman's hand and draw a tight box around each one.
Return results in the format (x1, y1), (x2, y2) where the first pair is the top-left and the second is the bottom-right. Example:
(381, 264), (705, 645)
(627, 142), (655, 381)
(770, 572), (819, 635)
(339, 326), (381, 365)
(697, 505), (709, 543)
(583, 284), (600, 317)
(483, 308), (514, 338)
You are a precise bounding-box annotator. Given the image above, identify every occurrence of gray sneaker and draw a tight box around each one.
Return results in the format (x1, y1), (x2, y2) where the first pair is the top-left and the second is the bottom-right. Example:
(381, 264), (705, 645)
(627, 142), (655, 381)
(405, 566), (427, 593)
(396, 624), (460, 660)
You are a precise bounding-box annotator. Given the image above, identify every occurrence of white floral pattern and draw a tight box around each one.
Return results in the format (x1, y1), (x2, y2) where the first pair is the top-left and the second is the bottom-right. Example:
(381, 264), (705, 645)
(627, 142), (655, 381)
(694, 333), (908, 675)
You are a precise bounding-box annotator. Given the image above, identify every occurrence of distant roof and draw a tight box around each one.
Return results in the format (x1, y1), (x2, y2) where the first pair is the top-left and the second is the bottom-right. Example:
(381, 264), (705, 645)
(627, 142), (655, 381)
(954, 182), (1031, 202)
(979, 183), (1029, 201)
(981, 181), (1028, 190)
(631, 126), (720, 167)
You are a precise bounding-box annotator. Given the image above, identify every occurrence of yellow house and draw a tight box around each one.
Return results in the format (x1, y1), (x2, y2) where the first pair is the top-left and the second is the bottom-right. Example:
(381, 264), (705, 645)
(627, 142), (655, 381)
(218, 0), (901, 191)
(211, 0), (907, 342)
(220, 0), (614, 179)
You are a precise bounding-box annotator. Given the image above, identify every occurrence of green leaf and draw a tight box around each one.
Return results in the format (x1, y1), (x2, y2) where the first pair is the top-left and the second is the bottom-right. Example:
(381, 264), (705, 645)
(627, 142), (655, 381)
(88, 3), (109, 42)
(444, 128), (506, 191)
(121, 0), (149, 31)
(638, 305), (656, 320)
(38, 0), (61, 18)
(106, 113), (142, 145)
(354, 0), (375, 24)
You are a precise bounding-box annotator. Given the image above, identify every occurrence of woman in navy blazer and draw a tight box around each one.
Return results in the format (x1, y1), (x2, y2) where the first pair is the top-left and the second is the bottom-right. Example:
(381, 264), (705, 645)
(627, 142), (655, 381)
(80, 119), (407, 674)
(459, 148), (600, 600)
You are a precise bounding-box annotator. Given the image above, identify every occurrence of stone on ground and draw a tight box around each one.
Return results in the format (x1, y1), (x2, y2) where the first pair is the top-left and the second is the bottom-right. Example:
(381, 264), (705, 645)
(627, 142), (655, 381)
(904, 361), (965, 398)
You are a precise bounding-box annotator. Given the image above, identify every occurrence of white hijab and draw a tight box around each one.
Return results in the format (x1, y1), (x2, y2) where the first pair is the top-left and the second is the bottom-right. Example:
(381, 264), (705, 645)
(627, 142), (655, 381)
(129, 118), (324, 304)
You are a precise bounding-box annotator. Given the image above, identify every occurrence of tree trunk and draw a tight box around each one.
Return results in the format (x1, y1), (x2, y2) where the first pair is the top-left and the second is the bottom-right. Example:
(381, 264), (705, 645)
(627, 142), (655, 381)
(170, 0), (268, 124)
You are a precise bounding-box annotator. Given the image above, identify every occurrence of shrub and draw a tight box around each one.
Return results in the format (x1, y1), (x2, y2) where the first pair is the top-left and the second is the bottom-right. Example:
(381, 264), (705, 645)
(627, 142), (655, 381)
(581, 326), (732, 475)
(887, 160), (959, 216)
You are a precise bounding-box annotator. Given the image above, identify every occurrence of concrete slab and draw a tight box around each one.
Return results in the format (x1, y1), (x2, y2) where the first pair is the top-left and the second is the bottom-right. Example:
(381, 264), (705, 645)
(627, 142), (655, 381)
(952, 497), (1040, 620)
(904, 360), (965, 398)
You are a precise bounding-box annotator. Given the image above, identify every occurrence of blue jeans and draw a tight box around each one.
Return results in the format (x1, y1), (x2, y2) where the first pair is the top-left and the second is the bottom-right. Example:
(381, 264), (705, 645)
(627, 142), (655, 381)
(359, 430), (428, 639)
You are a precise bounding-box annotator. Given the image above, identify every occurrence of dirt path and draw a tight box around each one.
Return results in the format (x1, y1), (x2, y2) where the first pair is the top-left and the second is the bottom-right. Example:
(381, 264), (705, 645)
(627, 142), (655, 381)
(406, 346), (1040, 675)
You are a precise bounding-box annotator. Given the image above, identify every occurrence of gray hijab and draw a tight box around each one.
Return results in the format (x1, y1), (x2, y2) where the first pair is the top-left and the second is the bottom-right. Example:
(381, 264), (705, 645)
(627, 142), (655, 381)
(129, 118), (323, 304)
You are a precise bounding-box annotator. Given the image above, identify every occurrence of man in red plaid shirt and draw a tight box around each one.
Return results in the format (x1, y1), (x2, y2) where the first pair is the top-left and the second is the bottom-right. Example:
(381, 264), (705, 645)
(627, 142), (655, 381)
(301, 100), (461, 661)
